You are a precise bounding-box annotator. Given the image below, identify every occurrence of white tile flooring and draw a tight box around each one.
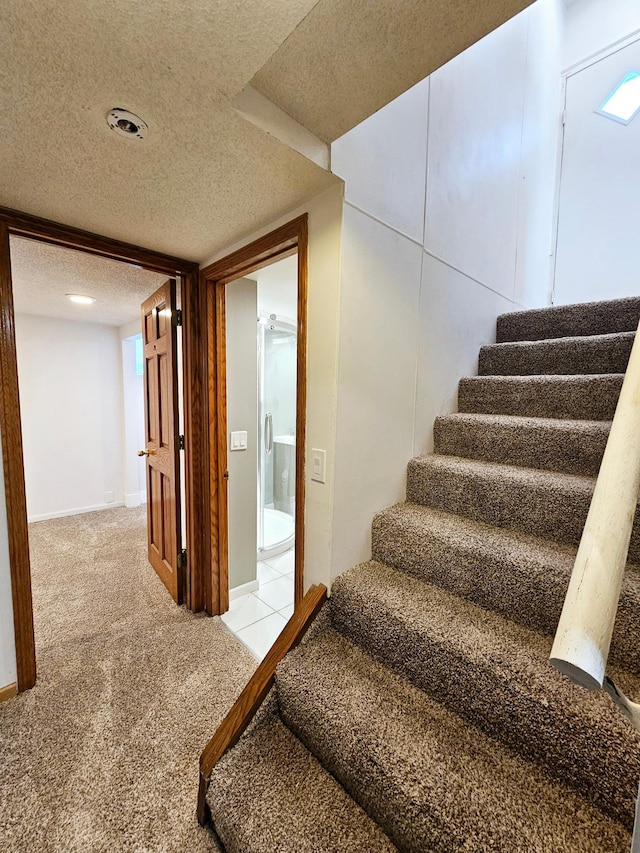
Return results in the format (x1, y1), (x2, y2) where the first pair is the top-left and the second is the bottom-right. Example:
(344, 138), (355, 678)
(221, 548), (295, 660)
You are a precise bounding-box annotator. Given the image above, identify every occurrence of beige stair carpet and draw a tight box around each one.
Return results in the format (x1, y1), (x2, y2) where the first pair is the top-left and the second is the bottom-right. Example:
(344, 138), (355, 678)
(0, 506), (255, 852)
(206, 295), (640, 853)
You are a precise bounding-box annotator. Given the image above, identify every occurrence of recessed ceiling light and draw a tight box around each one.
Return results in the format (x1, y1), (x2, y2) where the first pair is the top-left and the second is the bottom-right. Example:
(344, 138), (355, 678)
(107, 108), (148, 140)
(66, 294), (96, 305)
(596, 71), (640, 125)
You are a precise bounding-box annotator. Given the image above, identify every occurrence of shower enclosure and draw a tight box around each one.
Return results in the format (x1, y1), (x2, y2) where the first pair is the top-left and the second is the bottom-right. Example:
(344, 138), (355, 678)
(257, 314), (297, 560)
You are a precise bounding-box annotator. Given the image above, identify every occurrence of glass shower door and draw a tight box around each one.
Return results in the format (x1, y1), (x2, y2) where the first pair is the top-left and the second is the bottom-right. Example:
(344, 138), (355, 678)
(257, 316), (297, 559)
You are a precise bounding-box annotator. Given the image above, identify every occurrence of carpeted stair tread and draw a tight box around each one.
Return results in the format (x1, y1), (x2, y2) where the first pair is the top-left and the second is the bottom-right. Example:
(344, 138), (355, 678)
(406, 453), (640, 562)
(433, 412), (610, 476)
(275, 626), (631, 852)
(458, 373), (623, 420)
(478, 331), (633, 376)
(328, 560), (640, 827)
(371, 502), (640, 672)
(496, 296), (640, 343)
(207, 709), (398, 853)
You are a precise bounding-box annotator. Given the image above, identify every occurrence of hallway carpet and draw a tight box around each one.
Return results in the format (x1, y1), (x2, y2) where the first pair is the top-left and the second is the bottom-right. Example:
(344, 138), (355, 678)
(0, 506), (256, 852)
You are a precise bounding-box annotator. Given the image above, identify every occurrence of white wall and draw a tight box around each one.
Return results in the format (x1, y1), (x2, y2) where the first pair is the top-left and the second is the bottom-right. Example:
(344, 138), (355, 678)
(15, 315), (125, 521)
(120, 332), (146, 508)
(202, 183), (344, 593)
(564, 0), (640, 69)
(329, 0), (564, 579)
(255, 254), (298, 322)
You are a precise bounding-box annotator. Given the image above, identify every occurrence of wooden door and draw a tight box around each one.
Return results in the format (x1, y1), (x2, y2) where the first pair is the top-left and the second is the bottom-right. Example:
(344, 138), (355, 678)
(141, 279), (183, 603)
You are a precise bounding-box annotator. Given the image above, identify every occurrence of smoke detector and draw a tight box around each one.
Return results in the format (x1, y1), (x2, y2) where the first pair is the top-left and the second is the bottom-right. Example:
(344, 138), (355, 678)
(107, 108), (148, 140)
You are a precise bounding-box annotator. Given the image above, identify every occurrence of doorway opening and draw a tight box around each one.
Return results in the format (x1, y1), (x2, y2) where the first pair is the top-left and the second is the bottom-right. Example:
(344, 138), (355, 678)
(0, 208), (200, 693)
(200, 214), (308, 638)
(9, 236), (187, 675)
(220, 255), (298, 659)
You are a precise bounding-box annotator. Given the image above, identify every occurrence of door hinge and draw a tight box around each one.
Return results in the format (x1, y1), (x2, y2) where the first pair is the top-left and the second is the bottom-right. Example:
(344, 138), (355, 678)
(177, 549), (187, 570)
(223, 470), (229, 480)
(172, 309), (183, 327)
(176, 434), (185, 451)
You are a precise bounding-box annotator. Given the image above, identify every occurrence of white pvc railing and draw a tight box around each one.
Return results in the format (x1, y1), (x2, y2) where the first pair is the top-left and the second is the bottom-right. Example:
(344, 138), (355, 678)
(550, 317), (640, 689)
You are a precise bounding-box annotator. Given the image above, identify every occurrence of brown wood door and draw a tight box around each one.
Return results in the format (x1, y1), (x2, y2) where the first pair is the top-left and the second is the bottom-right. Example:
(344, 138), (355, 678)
(141, 279), (183, 603)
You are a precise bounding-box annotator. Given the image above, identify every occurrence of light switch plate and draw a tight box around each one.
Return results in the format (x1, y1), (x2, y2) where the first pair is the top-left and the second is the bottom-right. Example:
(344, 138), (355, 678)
(311, 448), (326, 483)
(230, 430), (248, 451)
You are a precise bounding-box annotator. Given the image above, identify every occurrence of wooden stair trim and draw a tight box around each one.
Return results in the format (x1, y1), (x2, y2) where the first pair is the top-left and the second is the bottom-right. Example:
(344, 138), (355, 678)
(197, 583), (328, 826)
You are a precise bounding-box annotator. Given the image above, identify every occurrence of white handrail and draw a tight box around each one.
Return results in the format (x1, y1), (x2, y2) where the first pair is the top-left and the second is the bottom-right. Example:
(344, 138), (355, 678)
(550, 317), (640, 690)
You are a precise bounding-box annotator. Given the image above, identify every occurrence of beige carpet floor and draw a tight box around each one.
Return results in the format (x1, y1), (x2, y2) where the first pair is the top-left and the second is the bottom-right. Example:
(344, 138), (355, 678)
(0, 506), (256, 852)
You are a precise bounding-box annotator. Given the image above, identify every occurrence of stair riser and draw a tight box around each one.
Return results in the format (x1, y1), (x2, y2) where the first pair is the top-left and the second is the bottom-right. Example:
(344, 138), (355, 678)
(371, 510), (640, 673)
(406, 458), (640, 562)
(277, 629), (634, 847)
(434, 417), (609, 477)
(458, 375), (623, 420)
(497, 297), (640, 343)
(276, 664), (446, 853)
(479, 334), (633, 377)
(329, 578), (639, 829)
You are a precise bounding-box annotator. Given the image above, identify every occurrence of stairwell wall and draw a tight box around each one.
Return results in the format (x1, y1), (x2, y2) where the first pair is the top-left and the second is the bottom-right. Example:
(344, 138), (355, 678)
(329, 0), (565, 580)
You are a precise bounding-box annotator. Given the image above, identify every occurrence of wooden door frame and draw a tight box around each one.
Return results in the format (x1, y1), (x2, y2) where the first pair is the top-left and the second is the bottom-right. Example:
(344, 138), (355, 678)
(200, 214), (308, 615)
(0, 205), (204, 692)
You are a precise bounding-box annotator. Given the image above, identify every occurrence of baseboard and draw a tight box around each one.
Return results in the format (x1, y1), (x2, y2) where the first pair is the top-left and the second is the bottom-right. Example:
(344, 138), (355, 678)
(229, 579), (259, 601)
(28, 502), (125, 523)
(0, 683), (17, 703)
(124, 491), (148, 508)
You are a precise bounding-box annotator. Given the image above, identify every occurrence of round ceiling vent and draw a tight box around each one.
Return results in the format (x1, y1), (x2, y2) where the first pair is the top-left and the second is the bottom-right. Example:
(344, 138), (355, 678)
(107, 108), (148, 140)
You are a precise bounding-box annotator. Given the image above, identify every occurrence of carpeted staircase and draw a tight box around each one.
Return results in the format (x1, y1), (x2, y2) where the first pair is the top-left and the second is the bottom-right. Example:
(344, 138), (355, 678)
(207, 296), (640, 852)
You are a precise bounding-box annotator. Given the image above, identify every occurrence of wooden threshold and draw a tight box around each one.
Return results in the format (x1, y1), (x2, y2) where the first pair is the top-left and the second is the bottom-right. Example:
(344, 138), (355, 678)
(0, 206), (203, 692)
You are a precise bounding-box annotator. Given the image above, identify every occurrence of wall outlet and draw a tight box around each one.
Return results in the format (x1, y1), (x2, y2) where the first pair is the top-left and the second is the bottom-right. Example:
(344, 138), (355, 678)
(105, 491), (114, 503)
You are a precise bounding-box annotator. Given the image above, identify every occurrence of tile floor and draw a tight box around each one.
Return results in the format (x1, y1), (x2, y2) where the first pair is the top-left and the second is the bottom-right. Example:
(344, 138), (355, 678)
(221, 548), (295, 660)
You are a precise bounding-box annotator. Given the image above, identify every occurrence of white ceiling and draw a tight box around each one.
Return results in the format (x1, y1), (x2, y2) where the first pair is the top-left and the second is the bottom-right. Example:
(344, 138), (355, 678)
(1, 0), (534, 263)
(10, 236), (167, 326)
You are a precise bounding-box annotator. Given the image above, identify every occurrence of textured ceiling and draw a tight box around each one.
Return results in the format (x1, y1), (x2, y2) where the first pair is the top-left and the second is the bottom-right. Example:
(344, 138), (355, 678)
(1, 0), (534, 263)
(10, 237), (167, 326)
(0, 0), (335, 262)
(252, 0), (536, 142)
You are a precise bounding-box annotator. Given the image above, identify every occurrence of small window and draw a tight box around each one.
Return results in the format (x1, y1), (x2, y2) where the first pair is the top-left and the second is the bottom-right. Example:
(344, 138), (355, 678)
(135, 335), (144, 376)
(596, 71), (640, 125)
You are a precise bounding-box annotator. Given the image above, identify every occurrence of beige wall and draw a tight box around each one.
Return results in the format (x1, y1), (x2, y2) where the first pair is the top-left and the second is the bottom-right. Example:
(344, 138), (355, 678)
(226, 278), (259, 591)
(202, 183), (344, 593)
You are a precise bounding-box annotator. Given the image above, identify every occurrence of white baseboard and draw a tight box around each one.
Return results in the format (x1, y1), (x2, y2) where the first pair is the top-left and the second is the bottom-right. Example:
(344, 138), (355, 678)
(28, 502), (125, 523)
(125, 491), (148, 508)
(229, 579), (259, 601)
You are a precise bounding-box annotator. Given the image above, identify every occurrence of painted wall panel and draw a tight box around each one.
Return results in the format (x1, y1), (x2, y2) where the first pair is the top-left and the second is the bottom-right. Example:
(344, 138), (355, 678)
(414, 255), (514, 455)
(331, 78), (429, 242)
(331, 206), (422, 578)
(14, 315), (125, 522)
(425, 12), (528, 300)
(564, 0), (640, 69)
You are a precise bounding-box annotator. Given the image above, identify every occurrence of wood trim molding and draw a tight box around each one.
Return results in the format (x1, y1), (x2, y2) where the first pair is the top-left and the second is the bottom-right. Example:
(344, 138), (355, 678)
(0, 682), (17, 703)
(197, 582), (327, 826)
(0, 221), (36, 690)
(201, 214), (308, 615)
(0, 205), (196, 275)
(0, 207), (202, 692)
